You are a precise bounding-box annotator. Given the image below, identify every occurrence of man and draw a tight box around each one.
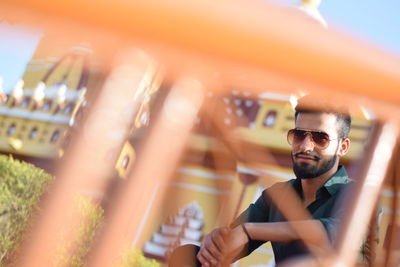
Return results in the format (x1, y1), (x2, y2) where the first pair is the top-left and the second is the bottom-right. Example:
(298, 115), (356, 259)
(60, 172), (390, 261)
(169, 97), (352, 266)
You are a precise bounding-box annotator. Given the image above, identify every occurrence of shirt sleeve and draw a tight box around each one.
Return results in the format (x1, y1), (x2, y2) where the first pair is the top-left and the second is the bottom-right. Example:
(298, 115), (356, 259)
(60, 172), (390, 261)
(229, 189), (271, 255)
(317, 184), (352, 245)
(318, 217), (340, 244)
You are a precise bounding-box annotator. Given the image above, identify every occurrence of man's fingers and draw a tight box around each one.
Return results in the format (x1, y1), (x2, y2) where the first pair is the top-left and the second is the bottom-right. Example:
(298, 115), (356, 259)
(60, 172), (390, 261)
(196, 252), (208, 267)
(220, 227), (230, 236)
(197, 247), (218, 266)
(207, 237), (224, 260)
(211, 230), (226, 254)
(198, 227), (232, 266)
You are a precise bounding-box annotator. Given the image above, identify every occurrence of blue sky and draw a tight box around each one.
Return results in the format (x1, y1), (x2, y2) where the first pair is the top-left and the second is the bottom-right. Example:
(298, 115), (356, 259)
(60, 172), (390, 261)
(320, 0), (400, 54)
(0, 23), (42, 93)
(0, 0), (399, 93)
(280, 0), (400, 54)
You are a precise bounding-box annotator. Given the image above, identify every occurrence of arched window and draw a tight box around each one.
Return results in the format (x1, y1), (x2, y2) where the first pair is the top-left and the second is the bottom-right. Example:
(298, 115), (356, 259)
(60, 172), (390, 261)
(42, 100), (53, 111)
(29, 127), (38, 139)
(63, 103), (75, 115)
(7, 123), (16, 136)
(20, 97), (31, 108)
(121, 155), (130, 170)
(263, 110), (277, 127)
(50, 129), (60, 143)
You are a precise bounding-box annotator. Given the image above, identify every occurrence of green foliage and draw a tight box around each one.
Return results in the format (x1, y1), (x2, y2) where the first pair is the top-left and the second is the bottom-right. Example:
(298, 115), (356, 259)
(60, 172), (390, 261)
(55, 197), (160, 267)
(0, 154), (159, 267)
(120, 248), (160, 267)
(0, 155), (53, 264)
(55, 196), (104, 267)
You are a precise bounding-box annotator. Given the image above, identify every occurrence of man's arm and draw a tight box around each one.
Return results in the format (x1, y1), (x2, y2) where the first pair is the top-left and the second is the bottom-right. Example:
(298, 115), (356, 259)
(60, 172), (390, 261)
(197, 183), (292, 266)
(197, 220), (331, 267)
(197, 226), (249, 267)
(244, 220), (331, 247)
(197, 181), (335, 266)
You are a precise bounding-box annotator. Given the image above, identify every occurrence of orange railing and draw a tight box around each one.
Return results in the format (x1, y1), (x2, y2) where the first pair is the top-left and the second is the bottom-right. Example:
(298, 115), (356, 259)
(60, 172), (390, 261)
(2, 0), (400, 266)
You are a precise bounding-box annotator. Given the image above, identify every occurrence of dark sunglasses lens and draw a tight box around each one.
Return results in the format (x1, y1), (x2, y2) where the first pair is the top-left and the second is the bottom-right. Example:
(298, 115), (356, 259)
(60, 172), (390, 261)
(293, 129), (307, 143)
(288, 129), (305, 144)
(311, 132), (330, 148)
(287, 129), (330, 148)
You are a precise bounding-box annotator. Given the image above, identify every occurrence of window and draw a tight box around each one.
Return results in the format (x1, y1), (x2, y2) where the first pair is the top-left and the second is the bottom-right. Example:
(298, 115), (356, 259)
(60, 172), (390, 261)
(7, 123), (16, 136)
(20, 97), (31, 108)
(29, 127), (38, 139)
(50, 129), (60, 143)
(63, 103), (75, 115)
(263, 110), (277, 127)
(42, 100), (53, 111)
(121, 155), (130, 169)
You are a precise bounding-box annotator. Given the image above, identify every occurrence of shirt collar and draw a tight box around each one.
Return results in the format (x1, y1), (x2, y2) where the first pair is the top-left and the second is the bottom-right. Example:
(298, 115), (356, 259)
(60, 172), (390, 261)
(292, 165), (352, 197)
(322, 165), (352, 195)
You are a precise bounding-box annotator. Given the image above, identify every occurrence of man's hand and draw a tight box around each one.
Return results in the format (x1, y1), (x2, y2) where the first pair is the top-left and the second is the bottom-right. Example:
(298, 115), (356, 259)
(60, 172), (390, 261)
(220, 225), (249, 264)
(197, 227), (230, 266)
(197, 225), (249, 267)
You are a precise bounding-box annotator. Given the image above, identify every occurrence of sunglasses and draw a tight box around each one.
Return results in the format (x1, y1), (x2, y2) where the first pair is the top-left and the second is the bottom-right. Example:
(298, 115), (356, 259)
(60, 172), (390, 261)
(287, 128), (341, 150)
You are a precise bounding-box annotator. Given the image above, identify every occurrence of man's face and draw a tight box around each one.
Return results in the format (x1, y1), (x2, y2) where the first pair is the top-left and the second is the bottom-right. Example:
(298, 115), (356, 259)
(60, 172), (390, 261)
(290, 112), (342, 179)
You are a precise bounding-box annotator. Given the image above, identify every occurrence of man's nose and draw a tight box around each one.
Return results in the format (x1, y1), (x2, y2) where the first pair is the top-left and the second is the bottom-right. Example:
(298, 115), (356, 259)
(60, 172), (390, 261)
(298, 134), (315, 152)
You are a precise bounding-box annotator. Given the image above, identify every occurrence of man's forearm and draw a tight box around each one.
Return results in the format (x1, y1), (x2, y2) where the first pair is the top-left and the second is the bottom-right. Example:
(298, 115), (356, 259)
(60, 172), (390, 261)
(244, 220), (330, 246)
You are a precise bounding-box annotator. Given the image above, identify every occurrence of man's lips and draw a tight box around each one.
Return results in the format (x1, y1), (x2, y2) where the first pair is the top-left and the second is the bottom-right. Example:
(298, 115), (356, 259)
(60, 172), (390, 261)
(294, 153), (320, 161)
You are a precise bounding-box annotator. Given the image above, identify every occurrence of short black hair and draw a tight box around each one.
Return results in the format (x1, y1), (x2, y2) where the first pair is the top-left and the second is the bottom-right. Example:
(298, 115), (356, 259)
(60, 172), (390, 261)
(294, 95), (352, 138)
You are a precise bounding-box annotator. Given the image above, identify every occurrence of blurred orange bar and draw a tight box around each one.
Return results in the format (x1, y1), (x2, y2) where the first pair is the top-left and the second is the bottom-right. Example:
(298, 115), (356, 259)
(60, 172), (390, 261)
(87, 77), (205, 267)
(16, 49), (158, 267)
(3, 0), (400, 105)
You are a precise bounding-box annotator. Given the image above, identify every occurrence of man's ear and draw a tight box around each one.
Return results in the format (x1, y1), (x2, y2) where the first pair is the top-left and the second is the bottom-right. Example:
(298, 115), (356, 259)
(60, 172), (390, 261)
(338, 138), (350, 156)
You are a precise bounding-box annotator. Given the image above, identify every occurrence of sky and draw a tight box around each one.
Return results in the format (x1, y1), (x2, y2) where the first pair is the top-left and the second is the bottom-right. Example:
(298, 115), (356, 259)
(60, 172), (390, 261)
(0, 23), (42, 93)
(278, 0), (400, 54)
(0, 0), (399, 94)
(319, 0), (400, 54)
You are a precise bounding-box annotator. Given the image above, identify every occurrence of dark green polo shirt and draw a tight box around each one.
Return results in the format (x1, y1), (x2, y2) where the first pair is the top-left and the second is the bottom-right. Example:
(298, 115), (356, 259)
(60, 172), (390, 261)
(231, 166), (352, 264)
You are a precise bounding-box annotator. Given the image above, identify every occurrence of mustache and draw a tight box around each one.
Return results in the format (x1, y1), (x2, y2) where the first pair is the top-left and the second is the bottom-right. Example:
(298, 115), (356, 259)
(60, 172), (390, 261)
(293, 152), (320, 161)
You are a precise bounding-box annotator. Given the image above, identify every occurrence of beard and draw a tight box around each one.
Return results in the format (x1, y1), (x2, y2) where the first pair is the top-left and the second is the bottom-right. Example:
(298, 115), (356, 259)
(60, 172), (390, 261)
(291, 152), (338, 179)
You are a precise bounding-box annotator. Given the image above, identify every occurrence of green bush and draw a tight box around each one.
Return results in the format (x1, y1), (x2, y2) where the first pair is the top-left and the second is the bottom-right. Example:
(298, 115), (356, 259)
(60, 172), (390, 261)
(54, 197), (160, 267)
(0, 154), (159, 266)
(0, 155), (53, 265)
(120, 248), (160, 267)
(54, 196), (104, 267)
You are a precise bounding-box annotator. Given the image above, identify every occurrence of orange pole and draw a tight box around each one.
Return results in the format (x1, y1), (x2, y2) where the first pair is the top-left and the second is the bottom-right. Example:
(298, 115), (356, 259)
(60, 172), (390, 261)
(16, 49), (157, 267)
(2, 0), (400, 105)
(87, 77), (205, 267)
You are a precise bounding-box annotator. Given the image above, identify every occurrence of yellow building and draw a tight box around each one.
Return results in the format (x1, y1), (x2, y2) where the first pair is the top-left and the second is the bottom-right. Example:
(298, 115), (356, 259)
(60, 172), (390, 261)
(0, 29), (389, 267)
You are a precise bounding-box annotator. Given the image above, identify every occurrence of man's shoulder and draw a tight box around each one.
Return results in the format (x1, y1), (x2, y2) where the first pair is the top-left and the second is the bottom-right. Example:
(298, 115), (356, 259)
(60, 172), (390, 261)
(263, 179), (297, 194)
(257, 179), (301, 211)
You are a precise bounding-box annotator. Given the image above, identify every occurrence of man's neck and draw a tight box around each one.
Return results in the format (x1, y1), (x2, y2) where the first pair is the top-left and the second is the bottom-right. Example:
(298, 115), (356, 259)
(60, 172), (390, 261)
(301, 165), (339, 206)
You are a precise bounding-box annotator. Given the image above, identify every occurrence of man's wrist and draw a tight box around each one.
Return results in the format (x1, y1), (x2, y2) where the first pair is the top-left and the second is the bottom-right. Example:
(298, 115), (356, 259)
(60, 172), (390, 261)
(241, 223), (252, 242)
